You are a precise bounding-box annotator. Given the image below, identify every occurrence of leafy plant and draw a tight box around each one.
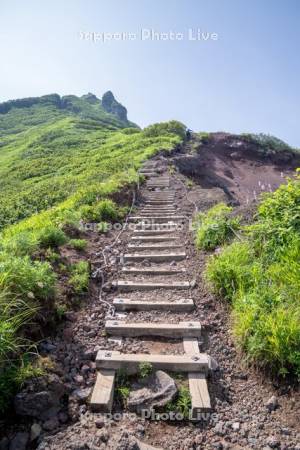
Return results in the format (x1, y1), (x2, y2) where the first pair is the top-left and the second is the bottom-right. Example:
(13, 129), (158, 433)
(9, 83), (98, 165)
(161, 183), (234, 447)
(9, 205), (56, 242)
(69, 261), (90, 294)
(165, 386), (191, 419)
(195, 203), (240, 250)
(38, 226), (67, 248)
(69, 239), (87, 251)
(138, 362), (153, 378)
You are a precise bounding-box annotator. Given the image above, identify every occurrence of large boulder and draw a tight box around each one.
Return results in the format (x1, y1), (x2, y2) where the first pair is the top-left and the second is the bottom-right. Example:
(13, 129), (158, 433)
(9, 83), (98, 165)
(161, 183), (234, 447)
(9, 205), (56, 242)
(14, 374), (64, 419)
(127, 370), (177, 414)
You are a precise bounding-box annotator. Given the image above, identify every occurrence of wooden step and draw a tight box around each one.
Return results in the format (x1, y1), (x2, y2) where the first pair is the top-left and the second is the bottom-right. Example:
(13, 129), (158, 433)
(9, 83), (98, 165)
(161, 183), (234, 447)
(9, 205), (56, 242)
(90, 369), (115, 412)
(138, 213), (176, 217)
(183, 338), (211, 417)
(112, 280), (190, 291)
(130, 216), (186, 223)
(134, 224), (181, 232)
(133, 229), (177, 236)
(141, 207), (176, 211)
(124, 252), (186, 262)
(127, 243), (183, 251)
(122, 267), (186, 275)
(130, 236), (178, 242)
(113, 298), (194, 312)
(105, 320), (201, 338)
(96, 350), (209, 374)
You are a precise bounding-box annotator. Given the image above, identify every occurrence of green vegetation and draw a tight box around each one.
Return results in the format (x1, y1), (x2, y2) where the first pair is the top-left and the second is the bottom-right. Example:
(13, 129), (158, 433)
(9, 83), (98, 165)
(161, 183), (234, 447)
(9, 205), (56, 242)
(197, 132), (212, 144)
(205, 173), (300, 377)
(69, 261), (90, 294)
(0, 93), (185, 412)
(195, 203), (240, 250)
(138, 362), (153, 378)
(38, 226), (68, 249)
(69, 238), (87, 251)
(241, 133), (295, 154)
(166, 386), (191, 419)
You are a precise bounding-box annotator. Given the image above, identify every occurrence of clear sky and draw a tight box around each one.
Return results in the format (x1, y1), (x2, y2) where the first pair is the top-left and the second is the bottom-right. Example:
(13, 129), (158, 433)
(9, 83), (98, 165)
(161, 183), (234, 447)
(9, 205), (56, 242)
(1, 0), (300, 146)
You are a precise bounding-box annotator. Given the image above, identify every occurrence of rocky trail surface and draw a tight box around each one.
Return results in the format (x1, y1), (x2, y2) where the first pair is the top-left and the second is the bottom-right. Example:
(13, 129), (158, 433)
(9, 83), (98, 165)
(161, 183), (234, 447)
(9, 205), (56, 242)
(4, 155), (299, 450)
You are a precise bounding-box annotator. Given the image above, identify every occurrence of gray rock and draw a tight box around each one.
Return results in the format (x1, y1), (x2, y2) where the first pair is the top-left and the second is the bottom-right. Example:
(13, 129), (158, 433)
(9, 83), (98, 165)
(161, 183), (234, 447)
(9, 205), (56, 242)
(14, 374), (64, 419)
(9, 433), (29, 450)
(232, 422), (240, 431)
(42, 416), (59, 431)
(30, 423), (42, 441)
(266, 436), (280, 448)
(209, 356), (219, 371)
(127, 370), (177, 414)
(265, 395), (279, 412)
(214, 421), (225, 436)
(72, 387), (91, 403)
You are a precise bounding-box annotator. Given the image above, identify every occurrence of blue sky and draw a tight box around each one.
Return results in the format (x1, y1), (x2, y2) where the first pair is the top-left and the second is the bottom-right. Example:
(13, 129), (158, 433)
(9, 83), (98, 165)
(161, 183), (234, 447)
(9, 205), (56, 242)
(1, 0), (300, 146)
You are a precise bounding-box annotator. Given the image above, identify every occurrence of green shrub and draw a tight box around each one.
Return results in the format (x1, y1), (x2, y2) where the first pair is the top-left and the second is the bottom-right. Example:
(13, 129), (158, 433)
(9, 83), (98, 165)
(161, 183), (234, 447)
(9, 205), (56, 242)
(242, 133), (293, 153)
(138, 362), (153, 378)
(144, 121), (186, 140)
(195, 203), (240, 250)
(79, 199), (119, 222)
(69, 239), (87, 251)
(205, 242), (255, 300)
(1, 231), (39, 257)
(205, 174), (300, 376)
(69, 261), (89, 294)
(38, 226), (67, 248)
(166, 386), (191, 419)
(0, 255), (56, 300)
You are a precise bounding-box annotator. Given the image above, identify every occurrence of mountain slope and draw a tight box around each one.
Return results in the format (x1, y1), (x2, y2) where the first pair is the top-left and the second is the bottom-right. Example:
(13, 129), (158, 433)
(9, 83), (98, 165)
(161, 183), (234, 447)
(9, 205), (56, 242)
(0, 92), (182, 229)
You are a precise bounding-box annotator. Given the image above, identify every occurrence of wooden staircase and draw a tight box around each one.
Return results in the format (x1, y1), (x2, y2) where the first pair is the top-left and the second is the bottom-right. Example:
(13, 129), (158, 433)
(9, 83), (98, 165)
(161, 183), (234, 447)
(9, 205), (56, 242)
(90, 169), (212, 420)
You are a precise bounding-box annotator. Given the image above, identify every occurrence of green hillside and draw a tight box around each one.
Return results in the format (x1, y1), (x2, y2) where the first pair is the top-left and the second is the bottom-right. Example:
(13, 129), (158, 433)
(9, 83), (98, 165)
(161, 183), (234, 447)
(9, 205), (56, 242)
(0, 92), (186, 411)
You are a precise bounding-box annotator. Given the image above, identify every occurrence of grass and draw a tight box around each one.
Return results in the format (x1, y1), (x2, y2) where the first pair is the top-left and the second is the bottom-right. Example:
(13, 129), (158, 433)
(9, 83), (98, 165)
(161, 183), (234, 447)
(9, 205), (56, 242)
(204, 172), (300, 378)
(69, 239), (87, 251)
(194, 203), (240, 250)
(165, 386), (191, 419)
(69, 261), (90, 294)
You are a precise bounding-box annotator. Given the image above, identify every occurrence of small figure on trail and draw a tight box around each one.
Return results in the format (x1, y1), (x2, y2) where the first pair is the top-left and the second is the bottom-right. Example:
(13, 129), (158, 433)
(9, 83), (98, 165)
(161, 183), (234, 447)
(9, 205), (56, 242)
(186, 128), (192, 141)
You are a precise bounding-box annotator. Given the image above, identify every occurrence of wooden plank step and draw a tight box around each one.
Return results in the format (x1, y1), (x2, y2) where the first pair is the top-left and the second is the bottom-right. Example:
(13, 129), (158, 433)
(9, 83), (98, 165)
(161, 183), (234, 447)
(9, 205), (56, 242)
(96, 350), (209, 373)
(113, 298), (194, 312)
(90, 369), (115, 412)
(105, 320), (201, 338)
(127, 243), (183, 251)
(138, 213), (176, 217)
(122, 267), (186, 275)
(134, 224), (180, 232)
(112, 280), (190, 291)
(142, 206), (176, 210)
(146, 192), (173, 195)
(129, 216), (186, 223)
(183, 338), (211, 416)
(124, 252), (186, 262)
(130, 236), (178, 242)
(141, 209), (176, 213)
(133, 229), (177, 235)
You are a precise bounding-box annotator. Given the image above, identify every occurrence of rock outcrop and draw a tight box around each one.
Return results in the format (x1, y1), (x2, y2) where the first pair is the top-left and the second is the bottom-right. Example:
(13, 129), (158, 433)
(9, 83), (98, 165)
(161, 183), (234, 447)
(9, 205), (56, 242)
(101, 91), (128, 122)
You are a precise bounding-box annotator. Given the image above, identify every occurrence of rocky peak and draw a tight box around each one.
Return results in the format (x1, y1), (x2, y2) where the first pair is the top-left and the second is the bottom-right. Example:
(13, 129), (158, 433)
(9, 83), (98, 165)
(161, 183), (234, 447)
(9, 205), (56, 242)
(101, 91), (128, 122)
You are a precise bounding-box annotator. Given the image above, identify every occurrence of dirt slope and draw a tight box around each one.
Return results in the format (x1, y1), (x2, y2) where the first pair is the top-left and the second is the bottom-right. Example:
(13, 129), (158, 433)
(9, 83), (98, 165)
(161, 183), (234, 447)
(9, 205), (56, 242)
(174, 133), (300, 205)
